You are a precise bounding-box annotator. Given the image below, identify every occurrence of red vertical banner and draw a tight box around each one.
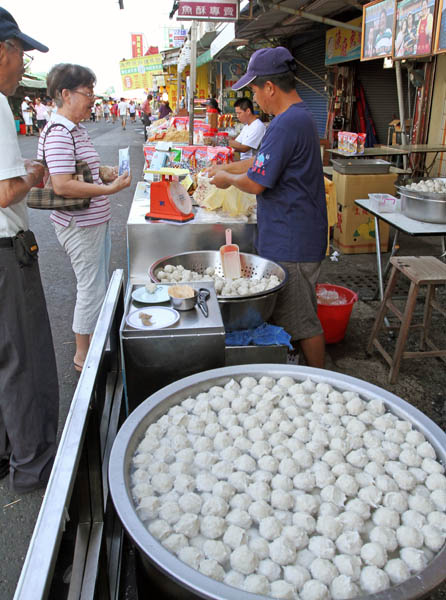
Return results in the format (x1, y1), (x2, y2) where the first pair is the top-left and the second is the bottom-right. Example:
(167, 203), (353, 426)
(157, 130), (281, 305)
(131, 33), (144, 58)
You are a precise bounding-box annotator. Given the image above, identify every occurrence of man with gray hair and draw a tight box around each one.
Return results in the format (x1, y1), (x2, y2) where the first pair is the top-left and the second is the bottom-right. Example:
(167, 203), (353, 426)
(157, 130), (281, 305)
(0, 6), (59, 493)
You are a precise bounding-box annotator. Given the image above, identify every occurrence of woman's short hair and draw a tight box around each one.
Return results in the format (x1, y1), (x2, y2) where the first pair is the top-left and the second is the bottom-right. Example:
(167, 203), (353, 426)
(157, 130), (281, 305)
(47, 63), (96, 107)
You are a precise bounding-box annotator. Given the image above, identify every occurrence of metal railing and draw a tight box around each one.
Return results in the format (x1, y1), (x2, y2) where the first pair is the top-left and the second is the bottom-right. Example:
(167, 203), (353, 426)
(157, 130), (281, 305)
(14, 270), (126, 600)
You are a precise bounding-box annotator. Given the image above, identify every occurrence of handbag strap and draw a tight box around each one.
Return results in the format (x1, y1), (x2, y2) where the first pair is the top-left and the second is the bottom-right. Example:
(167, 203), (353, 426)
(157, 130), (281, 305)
(41, 122), (76, 166)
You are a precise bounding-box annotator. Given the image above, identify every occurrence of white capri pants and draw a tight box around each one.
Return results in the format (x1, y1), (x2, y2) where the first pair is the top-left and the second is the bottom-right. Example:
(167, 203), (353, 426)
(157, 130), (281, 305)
(53, 220), (111, 334)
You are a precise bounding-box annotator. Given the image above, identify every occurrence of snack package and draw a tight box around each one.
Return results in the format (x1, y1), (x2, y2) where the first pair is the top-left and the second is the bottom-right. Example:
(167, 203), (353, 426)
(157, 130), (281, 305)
(119, 147), (130, 176)
(180, 146), (197, 172)
(195, 147), (209, 171)
(357, 133), (366, 155)
(143, 145), (156, 167)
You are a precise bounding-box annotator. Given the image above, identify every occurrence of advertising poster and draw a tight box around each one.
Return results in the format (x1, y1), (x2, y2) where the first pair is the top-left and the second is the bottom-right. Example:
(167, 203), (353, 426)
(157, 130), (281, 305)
(394, 0), (436, 58)
(435, 0), (446, 52)
(120, 55), (163, 91)
(361, 0), (396, 60)
(326, 17), (362, 65)
(131, 33), (143, 58)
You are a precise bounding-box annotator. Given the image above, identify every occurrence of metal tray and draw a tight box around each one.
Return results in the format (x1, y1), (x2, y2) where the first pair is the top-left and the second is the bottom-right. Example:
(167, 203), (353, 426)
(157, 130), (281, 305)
(149, 251), (288, 301)
(109, 365), (446, 600)
(397, 178), (446, 201)
(332, 158), (392, 175)
(400, 192), (446, 224)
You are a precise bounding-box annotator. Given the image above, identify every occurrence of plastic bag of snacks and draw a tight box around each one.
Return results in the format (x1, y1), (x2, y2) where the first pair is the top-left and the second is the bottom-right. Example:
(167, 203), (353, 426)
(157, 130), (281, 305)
(338, 131), (366, 155)
(143, 145), (156, 168)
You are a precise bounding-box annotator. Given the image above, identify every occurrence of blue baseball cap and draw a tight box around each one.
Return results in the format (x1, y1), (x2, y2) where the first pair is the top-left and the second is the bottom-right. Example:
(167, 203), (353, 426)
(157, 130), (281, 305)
(0, 7), (48, 52)
(232, 46), (294, 90)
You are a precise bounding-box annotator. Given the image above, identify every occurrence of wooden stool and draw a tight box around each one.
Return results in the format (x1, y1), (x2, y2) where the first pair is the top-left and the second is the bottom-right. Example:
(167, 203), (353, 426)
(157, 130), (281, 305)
(367, 256), (446, 383)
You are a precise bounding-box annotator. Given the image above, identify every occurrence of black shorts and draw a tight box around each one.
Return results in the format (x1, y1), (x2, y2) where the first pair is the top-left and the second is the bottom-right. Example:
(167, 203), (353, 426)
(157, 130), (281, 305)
(37, 119), (46, 129)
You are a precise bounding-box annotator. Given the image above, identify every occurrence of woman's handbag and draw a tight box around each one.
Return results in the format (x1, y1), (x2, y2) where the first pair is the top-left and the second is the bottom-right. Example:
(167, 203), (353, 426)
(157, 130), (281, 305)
(27, 123), (93, 211)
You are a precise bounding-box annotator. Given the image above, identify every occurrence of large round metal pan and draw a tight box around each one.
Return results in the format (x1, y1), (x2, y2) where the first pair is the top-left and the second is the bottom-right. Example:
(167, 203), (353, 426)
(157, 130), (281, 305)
(109, 365), (446, 600)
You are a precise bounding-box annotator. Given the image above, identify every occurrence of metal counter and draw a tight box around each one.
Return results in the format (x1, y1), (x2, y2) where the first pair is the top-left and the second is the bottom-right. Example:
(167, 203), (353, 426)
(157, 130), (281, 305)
(121, 281), (225, 411)
(127, 182), (256, 283)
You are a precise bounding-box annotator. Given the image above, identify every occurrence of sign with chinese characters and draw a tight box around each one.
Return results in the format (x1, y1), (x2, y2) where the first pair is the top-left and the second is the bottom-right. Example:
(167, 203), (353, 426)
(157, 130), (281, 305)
(325, 17), (362, 65)
(131, 33), (144, 58)
(177, 0), (238, 21)
(167, 28), (187, 48)
(120, 54), (163, 91)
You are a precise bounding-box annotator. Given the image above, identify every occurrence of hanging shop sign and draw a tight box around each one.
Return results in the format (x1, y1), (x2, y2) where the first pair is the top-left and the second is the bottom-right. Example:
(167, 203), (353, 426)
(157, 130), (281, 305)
(120, 54), (163, 91)
(166, 27), (187, 48)
(435, 0), (446, 52)
(177, 0), (238, 21)
(131, 33), (144, 58)
(361, 0), (396, 61)
(393, 0), (435, 58)
(326, 17), (362, 65)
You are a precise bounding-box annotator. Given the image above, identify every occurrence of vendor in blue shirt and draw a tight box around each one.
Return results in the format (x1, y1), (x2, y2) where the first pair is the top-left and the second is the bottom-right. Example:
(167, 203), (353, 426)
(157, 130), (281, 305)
(210, 47), (327, 368)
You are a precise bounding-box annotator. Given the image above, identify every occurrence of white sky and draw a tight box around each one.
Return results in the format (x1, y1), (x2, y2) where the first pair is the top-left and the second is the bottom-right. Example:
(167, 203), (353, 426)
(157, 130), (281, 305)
(3, 0), (184, 96)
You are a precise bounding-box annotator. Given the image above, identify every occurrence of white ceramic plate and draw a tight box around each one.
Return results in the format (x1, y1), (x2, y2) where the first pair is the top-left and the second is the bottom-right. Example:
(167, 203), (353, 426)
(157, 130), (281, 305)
(132, 286), (169, 304)
(126, 307), (180, 330)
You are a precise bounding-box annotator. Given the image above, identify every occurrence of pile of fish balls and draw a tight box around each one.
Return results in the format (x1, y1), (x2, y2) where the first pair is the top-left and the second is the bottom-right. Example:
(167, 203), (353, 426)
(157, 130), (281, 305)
(155, 264), (281, 297)
(131, 375), (446, 600)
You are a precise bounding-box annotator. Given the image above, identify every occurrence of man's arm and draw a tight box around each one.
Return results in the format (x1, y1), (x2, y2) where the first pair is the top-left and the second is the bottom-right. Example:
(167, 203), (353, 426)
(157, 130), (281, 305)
(210, 171), (265, 195)
(0, 160), (44, 208)
(208, 157), (254, 177)
(229, 139), (252, 153)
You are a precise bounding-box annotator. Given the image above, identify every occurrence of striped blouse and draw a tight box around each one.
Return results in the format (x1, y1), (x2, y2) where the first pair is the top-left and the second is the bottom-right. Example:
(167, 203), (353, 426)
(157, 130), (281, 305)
(37, 114), (110, 227)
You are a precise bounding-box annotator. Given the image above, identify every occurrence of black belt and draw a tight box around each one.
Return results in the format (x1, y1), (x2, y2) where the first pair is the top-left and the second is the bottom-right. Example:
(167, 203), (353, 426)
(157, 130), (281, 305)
(0, 237), (13, 248)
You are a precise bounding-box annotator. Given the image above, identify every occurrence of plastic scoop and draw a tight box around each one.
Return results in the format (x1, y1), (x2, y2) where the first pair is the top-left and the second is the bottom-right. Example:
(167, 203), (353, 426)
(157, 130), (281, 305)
(220, 228), (241, 280)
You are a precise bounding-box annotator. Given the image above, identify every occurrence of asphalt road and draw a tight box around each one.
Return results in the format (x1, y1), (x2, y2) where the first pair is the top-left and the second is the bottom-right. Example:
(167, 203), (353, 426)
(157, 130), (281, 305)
(0, 117), (145, 600)
(1, 119), (446, 600)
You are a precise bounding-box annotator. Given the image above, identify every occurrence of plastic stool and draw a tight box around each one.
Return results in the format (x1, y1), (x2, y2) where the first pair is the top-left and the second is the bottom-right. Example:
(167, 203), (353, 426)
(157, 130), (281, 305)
(367, 256), (446, 383)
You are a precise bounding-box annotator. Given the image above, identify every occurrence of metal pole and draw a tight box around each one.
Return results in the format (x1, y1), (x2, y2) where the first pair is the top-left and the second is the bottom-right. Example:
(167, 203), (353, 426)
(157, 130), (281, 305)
(189, 21), (197, 145)
(219, 61), (223, 113)
(395, 60), (408, 170)
(176, 64), (182, 114)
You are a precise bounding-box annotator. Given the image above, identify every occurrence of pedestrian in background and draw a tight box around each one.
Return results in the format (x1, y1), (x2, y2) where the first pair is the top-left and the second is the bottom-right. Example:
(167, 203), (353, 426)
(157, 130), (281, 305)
(38, 63), (131, 372)
(158, 100), (172, 119)
(111, 100), (118, 123)
(129, 99), (136, 123)
(21, 94), (33, 134)
(34, 96), (48, 133)
(0, 6), (59, 494)
(95, 102), (102, 121)
(141, 93), (152, 141)
(103, 99), (110, 122)
(118, 97), (128, 130)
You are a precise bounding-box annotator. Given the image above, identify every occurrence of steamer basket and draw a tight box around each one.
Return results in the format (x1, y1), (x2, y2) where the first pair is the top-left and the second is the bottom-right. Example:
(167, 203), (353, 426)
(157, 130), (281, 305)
(109, 365), (446, 600)
(149, 251), (288, 331)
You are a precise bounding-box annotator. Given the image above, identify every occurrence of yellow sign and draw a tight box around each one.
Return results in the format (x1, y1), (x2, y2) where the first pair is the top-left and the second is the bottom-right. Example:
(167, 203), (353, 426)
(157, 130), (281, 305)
(325, 17), (362, 65)
(120, 54), (163, 91)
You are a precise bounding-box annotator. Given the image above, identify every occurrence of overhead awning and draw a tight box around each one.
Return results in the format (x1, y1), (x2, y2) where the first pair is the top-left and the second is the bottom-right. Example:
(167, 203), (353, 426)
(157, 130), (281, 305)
(235, 0), (365, 45)
(20, 78), (46, 89)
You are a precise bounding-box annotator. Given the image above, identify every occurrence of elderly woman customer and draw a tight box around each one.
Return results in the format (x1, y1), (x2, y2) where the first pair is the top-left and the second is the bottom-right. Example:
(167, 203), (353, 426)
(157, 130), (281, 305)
(38, 63), (131, 371)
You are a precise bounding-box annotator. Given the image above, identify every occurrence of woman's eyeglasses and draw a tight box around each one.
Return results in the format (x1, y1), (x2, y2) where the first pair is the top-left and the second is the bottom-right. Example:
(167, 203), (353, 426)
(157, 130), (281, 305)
(72, 90), (96, 99)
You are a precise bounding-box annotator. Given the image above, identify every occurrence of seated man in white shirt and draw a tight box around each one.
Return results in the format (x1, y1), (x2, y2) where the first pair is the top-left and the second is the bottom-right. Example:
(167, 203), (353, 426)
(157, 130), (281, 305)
(229, 97), (266, 160)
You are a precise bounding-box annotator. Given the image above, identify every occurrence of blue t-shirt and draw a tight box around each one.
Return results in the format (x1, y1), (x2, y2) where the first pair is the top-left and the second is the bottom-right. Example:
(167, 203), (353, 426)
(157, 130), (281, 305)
(247, 102), (327, 263)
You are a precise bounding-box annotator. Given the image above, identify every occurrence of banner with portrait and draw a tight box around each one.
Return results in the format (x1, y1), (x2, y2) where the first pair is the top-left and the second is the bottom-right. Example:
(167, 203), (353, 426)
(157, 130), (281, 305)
(361, 0), (396, 60)
(435, 0), (446, 52)
(394, 0), (436, 58)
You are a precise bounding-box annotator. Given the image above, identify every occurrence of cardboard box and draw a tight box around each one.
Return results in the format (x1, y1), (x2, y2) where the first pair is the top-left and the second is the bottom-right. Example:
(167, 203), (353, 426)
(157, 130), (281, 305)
(333, 203), (390, 254)
(333, 171), (397, 208)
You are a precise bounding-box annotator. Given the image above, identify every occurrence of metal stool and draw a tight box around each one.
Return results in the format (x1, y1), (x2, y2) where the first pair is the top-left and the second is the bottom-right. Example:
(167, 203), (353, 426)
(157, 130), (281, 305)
(367, 256), (446, 383)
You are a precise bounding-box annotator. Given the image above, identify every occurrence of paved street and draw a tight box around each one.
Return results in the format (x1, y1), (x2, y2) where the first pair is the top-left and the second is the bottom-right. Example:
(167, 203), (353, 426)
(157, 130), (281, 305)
(0, 118), (145, 600)
(1, 119), (446, 600)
